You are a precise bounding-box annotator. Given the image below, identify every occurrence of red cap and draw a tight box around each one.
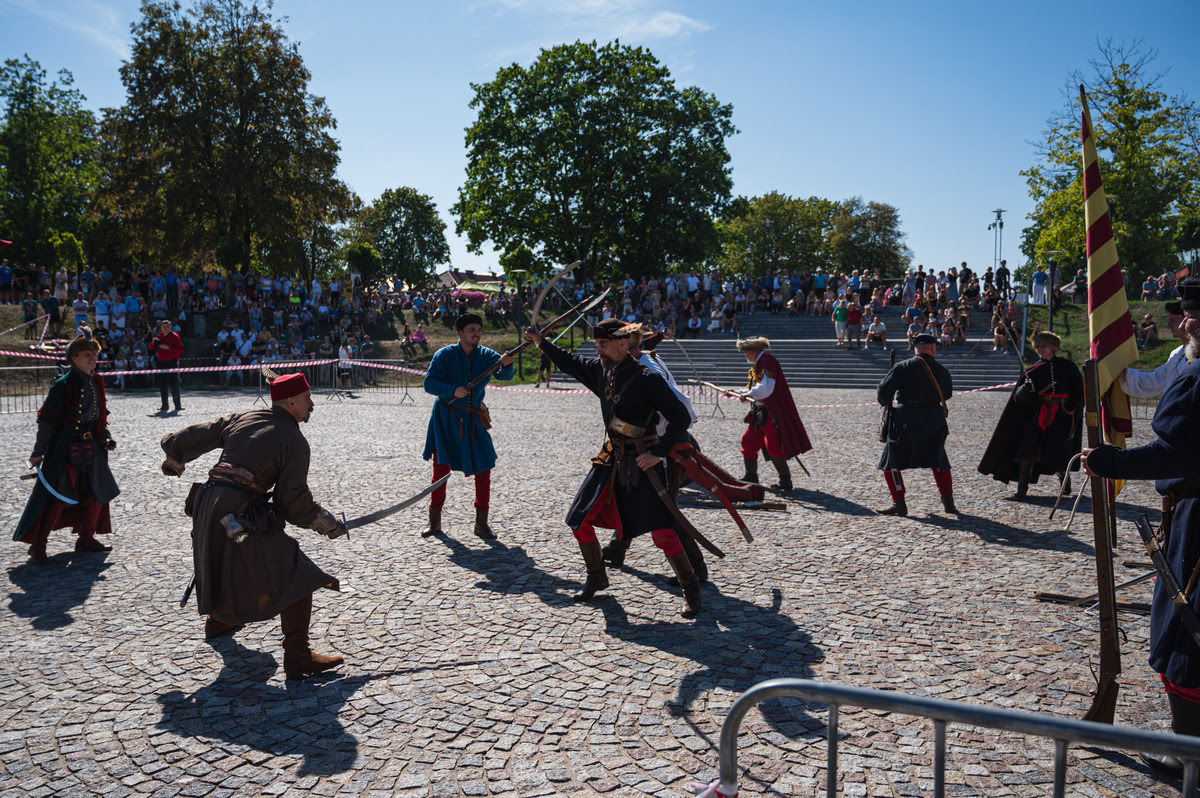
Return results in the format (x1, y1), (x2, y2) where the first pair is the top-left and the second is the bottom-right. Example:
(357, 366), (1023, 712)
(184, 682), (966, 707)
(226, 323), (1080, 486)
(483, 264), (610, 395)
(269, 372), (310, 401)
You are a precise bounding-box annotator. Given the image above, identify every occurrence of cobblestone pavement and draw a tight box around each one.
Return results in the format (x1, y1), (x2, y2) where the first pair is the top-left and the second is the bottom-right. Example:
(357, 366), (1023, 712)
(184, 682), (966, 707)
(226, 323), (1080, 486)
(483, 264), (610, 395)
(0, 379), (1182, 797)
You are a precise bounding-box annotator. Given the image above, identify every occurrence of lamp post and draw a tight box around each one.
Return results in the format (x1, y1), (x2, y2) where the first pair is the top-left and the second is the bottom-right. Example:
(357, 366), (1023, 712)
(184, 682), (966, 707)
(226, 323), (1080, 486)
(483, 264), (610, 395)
(987, 209), (1006, 272)
(509, 268), (527, 379)
(1042, 250), (1064, 332)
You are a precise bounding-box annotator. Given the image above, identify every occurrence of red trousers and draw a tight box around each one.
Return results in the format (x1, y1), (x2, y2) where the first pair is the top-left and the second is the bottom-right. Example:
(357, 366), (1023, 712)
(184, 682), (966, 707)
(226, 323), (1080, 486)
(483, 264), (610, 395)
(26, 498), (105, 544)
(429, 452), (491, 510)
(884, 469), (953, 499)
(741, 420), (784, 460)
(571, 483), (683, 557)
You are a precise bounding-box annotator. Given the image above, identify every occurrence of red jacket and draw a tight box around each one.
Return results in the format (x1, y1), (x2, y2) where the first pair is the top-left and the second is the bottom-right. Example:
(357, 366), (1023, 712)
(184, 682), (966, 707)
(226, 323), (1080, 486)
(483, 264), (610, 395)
(152, 331), (183, 361)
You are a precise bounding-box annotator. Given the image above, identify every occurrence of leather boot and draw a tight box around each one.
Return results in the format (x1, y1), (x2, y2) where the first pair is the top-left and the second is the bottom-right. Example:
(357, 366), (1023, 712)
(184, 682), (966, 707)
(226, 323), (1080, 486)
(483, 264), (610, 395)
(1014, 460), (1033, 500)
(742, 456), (759, 485)
(666, 552), (702, 618)
(573, 540), (609, 601)
(28, 526), (49, 564)
(473, 507), (496, 539)
(421, 506), (443, 538)
(878, 496), (908, 516)
(204, 616), (243, 640)
(1140, 691), (1200, 778)
(601, 532), (629, 567)
(679, 533), (708, 583)
(1058, 471), (1072, 495)
(75, 533), (111, 552)
(280, 594), (344, 680)
(769, 457), (793, 491)
(941, 494), (958, 515)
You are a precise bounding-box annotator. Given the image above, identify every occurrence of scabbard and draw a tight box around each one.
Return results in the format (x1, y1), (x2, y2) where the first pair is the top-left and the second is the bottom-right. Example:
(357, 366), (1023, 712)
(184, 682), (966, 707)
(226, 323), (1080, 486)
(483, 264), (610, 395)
(635, 440), (725, 559)
(1135, 514), (1200, 651)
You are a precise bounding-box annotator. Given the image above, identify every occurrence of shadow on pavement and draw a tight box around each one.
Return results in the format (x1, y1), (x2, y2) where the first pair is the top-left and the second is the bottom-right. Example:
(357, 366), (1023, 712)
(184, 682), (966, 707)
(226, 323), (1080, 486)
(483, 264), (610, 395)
(7, 551), (111, 630)
(156, 637), (446, 776)
(439, 535), (579, 606)
(919, 511), (1096, 555)
(786, 486), (877, 517)
(600, 572), (826, 744)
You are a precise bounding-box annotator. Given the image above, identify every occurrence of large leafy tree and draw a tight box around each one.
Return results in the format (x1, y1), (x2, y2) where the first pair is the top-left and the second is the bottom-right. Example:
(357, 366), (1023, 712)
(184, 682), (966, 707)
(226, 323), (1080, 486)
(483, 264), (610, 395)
(0, 56), (99, 265)
(97, 0), (353, 272)
(453, 40), (737, 280)
(828, 197), (912, 276)
(350, 187), (450, 287)
(717, 192), (839, 275)
(1021, 41), (1200, 282)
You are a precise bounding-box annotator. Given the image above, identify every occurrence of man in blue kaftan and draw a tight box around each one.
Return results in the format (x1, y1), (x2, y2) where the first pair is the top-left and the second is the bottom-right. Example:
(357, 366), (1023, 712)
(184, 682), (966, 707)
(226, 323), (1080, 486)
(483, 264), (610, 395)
(422, 313), (514, 539)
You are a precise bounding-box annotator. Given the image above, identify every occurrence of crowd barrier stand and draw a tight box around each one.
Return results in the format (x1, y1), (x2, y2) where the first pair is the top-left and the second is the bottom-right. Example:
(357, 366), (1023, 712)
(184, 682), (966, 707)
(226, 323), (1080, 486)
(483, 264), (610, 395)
(690, 678), (1200, 798)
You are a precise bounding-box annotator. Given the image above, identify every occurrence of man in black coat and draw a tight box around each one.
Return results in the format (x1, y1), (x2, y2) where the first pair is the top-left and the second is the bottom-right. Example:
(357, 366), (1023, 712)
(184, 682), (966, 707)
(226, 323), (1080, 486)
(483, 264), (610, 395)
(978, 331), (1083, 500)
(1082, 277), (1200, 776)
(524, 318), (701, 617)
(877, 333), (955, 516)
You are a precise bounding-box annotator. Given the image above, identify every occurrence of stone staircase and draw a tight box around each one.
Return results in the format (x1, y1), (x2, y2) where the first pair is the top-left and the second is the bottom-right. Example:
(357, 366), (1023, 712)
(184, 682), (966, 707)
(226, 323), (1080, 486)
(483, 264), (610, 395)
(646, 307), (1022, 392)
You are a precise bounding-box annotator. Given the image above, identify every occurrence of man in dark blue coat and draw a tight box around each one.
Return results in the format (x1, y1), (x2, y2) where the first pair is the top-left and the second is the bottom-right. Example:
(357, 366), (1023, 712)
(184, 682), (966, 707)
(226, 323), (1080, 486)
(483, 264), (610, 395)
(876, 333), (955, 516)
(1084, 277), (1200, 776)
(422, 313), (514, 539)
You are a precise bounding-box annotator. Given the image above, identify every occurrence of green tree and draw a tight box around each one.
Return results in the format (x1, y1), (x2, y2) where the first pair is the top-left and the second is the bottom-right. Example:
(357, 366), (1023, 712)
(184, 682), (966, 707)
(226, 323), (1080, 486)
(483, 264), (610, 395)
(717, 192), (838, 276)
(97, 0), (353, 272)
(453, 40), (737, 280)
(353, 187), (450, 288)
(50, 231), (85, 282)
(344, 241), (383, 284)
(828, 197), (912, 276)
(0, 56), (98, 265)
(1021, 40), (1200, 283)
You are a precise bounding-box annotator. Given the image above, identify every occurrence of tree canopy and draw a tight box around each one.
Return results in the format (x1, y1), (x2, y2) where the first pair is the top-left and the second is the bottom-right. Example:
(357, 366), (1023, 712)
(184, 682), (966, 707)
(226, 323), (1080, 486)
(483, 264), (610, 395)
(97, 0), (354, 273)
(349, 187), (451, 287)
(452, 40), (737, 280)
(0, 56), (99, 265)
(1021, 40), (1200, 282)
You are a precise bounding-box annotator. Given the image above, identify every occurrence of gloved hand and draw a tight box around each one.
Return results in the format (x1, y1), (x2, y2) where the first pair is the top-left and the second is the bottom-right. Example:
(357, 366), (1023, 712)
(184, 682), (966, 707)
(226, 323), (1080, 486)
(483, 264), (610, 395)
(311, 507), (348, 539)
(161, 457), (186, 477)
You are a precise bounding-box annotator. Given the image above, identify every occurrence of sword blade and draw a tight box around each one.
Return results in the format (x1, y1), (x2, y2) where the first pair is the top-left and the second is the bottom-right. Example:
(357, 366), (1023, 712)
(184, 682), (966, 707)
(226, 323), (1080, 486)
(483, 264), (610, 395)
(36, 465), (79, 505)
(345, 473), (452, 530)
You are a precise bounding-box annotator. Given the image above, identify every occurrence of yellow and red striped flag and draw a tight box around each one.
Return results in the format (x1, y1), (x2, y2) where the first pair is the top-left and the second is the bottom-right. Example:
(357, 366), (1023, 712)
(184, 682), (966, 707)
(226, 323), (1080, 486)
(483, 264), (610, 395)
(1081, 85), (1139, 448)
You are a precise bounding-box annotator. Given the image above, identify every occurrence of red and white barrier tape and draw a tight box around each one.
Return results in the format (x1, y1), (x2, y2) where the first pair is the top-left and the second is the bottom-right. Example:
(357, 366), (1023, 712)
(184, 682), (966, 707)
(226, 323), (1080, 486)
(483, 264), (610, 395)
(0, 313), (49, 337)
(100, 358), (338, 377)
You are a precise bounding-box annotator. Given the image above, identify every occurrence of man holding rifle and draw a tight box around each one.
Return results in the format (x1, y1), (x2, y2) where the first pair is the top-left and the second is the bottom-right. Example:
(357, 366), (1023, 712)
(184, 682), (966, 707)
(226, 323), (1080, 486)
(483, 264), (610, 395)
(422, 312), (514, 540)
(1083, 278), (1200, 777)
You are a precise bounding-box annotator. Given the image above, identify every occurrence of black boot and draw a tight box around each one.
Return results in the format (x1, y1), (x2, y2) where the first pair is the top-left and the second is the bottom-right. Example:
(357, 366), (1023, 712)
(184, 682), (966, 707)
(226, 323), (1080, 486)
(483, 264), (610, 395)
(1058, 471), (1072, 495)
(1140, 692), (1200, 778)
(473, 507), (496, 539)
(421, 506), (442, 538)
(601, 532), (630, 566)
(742, 456), (759, 485)
(679, 533), (708, 583)
(1014, 460), (1033, 500)
(878, 496), (908, 516)
(941, 494), (958, 515)
(666, 552), (701, 618)
(769, 457), (793, 491)
(573, 540), (609, 601)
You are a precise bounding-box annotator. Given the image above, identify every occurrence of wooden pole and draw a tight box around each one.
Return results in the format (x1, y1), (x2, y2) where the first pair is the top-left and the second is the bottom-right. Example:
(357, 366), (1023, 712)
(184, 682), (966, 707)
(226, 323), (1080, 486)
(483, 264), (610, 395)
(1082, 358), (1122, 723)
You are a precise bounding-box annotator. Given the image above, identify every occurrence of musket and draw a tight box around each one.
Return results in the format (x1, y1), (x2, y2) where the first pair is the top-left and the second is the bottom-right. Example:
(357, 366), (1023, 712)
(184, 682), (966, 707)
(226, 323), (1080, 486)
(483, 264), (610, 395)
(688, 379), (742, 399)
(462, 288), (609, 392)
(1135, 514), (1200, 650)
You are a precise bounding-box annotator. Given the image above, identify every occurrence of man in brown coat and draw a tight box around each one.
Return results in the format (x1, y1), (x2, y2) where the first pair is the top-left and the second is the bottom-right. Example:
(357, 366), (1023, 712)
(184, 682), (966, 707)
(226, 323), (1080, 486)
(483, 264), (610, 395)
(160, 372), (348, 680)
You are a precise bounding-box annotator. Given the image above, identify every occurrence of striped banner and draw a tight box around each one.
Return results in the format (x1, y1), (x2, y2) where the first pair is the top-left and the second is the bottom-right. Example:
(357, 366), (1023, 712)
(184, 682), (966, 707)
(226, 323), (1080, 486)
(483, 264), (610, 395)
(1081, 85), (1139, 448)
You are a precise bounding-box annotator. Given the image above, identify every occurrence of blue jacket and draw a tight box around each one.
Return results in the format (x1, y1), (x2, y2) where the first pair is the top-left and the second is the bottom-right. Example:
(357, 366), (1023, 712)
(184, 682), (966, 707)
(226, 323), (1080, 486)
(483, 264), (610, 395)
(422, 343), (513, 475)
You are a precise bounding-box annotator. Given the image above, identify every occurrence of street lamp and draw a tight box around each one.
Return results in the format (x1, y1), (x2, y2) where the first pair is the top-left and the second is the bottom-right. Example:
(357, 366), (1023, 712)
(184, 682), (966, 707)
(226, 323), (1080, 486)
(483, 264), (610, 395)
(508, 268), (527, 379)
(1042, 250), (1064, 332)
(987, 209), (1006, 271)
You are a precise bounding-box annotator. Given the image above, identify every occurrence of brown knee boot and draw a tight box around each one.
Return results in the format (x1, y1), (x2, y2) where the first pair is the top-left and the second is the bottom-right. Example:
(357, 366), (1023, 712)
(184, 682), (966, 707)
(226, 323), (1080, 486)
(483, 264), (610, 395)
(473, 506), (496, 539)
(666, 552), (701, 618)
(573, 540), (609, 602)
(742, 456), (759, 484)
(421, 506), (443, 538)
(280, 594), (344, 680)
(28, 526), (50, 564)
(204, 615), (243, 640)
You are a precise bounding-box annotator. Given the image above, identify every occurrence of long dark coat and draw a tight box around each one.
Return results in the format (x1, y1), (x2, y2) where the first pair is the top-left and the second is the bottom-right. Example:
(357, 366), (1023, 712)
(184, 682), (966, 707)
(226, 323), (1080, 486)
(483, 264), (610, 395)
(877, 353), (952, 471)
(978, 356), (1083, 484)
(539, 341), (690, 538)
(13, 367), (120, 543)
(1087, 359), (1200, 687)
(746, 351), (813, 457)
(161, 407), (337, 624)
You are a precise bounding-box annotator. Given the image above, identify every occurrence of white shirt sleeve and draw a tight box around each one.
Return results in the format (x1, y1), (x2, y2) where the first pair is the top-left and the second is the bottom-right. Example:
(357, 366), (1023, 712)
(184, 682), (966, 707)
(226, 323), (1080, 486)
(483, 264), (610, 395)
(1119, 345), (1186, 398)
(744, 374), (775, 401)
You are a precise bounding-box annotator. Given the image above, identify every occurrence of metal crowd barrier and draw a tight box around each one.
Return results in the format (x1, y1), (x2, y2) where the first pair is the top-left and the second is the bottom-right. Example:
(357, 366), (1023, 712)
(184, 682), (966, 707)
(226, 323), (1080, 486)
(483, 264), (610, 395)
(1130, 394), (1160, 422)
(0, 365), (59, 414)
(699, 678), (1200, 798)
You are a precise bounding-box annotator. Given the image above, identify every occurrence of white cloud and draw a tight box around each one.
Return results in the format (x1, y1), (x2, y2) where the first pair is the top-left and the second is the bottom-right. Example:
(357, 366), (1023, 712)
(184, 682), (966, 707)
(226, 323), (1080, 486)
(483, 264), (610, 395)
(480, 0), (711, 42)
(2, 0), (129, 60)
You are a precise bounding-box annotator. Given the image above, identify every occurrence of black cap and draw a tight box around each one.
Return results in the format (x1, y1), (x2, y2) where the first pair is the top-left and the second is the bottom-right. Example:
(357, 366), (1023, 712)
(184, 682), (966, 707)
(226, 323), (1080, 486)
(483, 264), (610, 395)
(455, 313), (483, 331)
(912, 333), (937, 345)
(1179, 278), (1200, 312)
(593, 318), (633, 340)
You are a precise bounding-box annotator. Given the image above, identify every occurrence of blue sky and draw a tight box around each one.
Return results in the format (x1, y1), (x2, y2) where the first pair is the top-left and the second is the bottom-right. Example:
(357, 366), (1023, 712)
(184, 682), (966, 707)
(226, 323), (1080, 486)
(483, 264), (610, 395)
(3, 0), (1198, 275)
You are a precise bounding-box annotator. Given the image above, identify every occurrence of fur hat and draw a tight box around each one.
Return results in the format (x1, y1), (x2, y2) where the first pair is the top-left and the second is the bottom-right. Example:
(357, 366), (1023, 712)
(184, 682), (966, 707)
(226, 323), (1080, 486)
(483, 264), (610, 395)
(455, 313), (483, 331)
(1179, 278), (1200, 312)
(1034, 331), (1062, 349)
(66, 326), (101, 360)
(593, 319), (637, 340)
(736, 336), (771, 352)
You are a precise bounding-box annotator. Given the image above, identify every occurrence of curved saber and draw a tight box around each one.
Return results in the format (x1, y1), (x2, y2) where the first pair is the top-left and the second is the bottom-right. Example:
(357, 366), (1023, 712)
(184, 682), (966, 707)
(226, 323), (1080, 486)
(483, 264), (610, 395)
(34, 465), (78, 505)
(344, 473), (451, 530)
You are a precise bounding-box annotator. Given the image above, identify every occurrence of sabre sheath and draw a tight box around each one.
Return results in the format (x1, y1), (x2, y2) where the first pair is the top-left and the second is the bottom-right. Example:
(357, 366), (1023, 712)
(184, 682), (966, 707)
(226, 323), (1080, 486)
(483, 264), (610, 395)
(1136, 514), (1200, 651)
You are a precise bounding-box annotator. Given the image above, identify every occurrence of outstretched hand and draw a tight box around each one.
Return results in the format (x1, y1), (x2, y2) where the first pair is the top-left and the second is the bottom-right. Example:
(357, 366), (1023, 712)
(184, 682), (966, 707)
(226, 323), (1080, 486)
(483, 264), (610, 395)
(524, 329), (543, 346)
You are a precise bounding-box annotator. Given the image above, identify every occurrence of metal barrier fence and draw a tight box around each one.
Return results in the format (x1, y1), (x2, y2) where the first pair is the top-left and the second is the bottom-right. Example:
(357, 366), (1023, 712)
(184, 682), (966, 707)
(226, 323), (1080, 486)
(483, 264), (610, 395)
(699, 678), (1200, 798)
(0, 366), (59, 414)
(1130, 394), (1160, 421)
